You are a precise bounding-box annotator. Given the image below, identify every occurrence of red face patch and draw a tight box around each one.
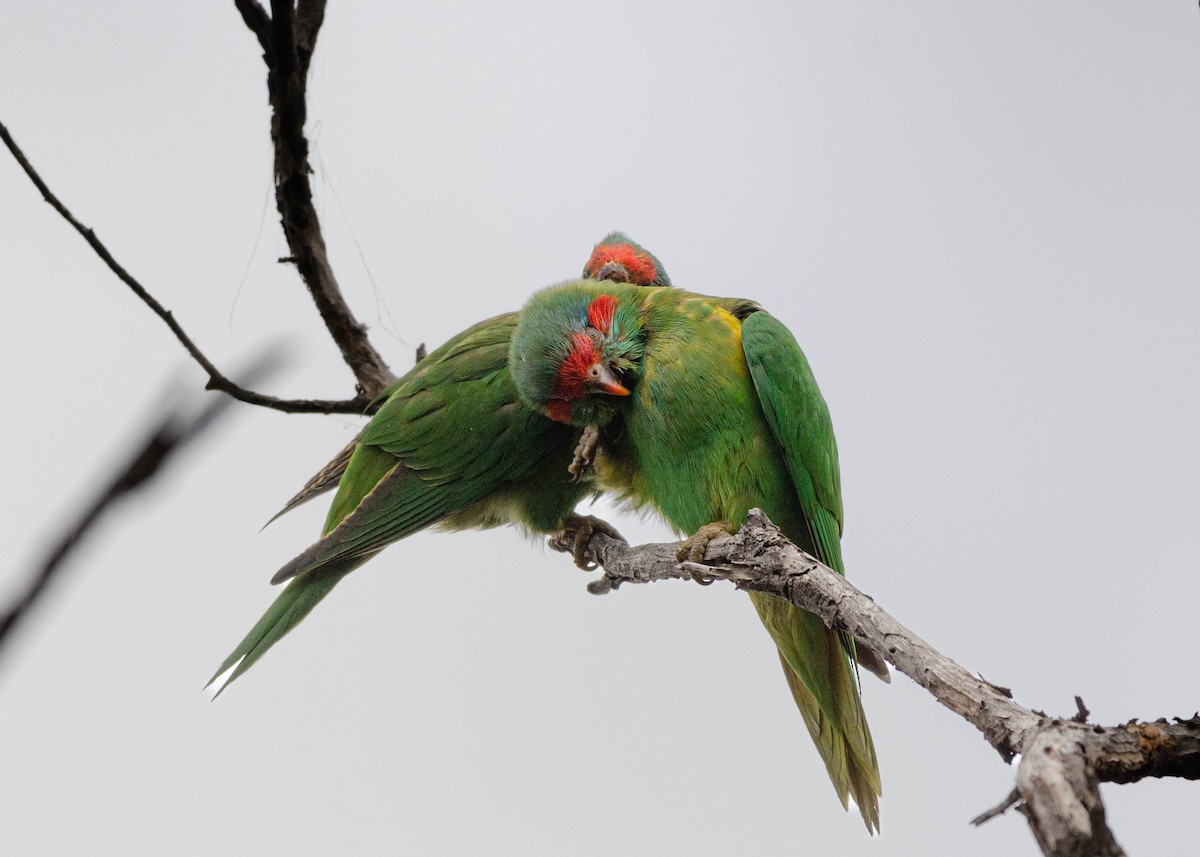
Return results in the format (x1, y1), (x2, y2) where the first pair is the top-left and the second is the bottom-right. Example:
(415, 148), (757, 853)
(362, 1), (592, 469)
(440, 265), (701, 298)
(587, 294), (618, 335)
(547, 400), (572, 423)
(551, 330), (600, 405)
(585, 243), (659, 286)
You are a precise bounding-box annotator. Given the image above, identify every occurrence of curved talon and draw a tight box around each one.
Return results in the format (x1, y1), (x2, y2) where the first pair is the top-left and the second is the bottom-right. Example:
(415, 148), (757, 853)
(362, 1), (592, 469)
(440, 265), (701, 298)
(681, 561), (734, 586)
(675, 521), (734, 564)
(547, 534), (595, 570)
(551, 513), (626, 571)
(567, 425), (602, 484)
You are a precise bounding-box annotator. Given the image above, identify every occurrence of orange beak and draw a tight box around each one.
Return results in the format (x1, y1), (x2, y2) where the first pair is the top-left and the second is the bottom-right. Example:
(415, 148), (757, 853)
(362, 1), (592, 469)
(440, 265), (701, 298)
(592, 364), (630, 397)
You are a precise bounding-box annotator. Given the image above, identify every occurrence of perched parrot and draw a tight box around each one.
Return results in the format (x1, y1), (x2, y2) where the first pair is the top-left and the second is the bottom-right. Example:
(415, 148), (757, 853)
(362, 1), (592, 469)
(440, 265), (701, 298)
(267, 231), (671, 522)
(581, 231), (672, 288)
(508, 281), (883, 831)
(210, 235), (669, 692)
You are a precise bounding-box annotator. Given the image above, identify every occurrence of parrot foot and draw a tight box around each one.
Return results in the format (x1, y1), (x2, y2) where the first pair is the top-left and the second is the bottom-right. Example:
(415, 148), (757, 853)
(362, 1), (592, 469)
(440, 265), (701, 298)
(550, 514), (626, 571)
(567, 425), (602, 483)
(676, 522), (734, 584)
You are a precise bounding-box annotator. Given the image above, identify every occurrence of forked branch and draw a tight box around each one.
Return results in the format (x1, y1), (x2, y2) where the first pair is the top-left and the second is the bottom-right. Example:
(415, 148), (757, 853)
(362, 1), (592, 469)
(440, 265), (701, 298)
(2, 1), (396, 410)
(556, 510), (1200, 857)
(240, 0), (395, 397)
(0, 121), (368, 415)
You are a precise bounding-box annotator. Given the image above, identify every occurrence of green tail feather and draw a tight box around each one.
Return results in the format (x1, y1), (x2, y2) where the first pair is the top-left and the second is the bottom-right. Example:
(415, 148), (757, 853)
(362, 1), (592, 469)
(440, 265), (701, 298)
(212, 445), (401, 695)
(207, 556), (365, 696)
(752, 592), (881, 832)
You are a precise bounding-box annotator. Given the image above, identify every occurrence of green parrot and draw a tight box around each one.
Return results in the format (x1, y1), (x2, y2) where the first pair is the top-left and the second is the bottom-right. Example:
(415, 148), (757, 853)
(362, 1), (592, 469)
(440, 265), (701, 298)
(266, 231), (671, 523)
(211, 235), (670, 692)
(508, 281), (883, 831)
(581, 230), (673, 288)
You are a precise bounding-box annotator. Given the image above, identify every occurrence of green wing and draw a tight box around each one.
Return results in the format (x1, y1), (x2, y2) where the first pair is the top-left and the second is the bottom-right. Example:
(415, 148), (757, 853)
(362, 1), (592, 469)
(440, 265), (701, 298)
(740, 311), (843, 571)
(211, 312), (584, 691)
(740, 310), (882, 831)
(264, 372), (413, 526)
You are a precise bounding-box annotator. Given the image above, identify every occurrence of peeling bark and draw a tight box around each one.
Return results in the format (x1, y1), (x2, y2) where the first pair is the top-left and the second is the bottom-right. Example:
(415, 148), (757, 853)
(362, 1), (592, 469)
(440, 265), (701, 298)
(558, 510), (1200, 856)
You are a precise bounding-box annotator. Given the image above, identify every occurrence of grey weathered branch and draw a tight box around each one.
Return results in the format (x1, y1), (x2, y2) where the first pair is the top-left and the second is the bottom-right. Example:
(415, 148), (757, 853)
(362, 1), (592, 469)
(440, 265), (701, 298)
(557, 510), (1200, 857)
(0, 120), (370, 415)
(238, 0), (395, 398)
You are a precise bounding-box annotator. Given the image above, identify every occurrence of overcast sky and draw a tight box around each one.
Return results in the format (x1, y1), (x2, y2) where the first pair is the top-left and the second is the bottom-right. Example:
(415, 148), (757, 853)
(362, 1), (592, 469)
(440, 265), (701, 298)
(2, 3), (1198, 856)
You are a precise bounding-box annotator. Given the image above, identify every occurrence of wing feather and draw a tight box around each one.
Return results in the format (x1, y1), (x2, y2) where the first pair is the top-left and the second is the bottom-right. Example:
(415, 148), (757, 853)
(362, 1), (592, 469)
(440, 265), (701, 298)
(741, 309), (883, 829)
(740, 310), (844, 570)
(211, 312), (584, 692)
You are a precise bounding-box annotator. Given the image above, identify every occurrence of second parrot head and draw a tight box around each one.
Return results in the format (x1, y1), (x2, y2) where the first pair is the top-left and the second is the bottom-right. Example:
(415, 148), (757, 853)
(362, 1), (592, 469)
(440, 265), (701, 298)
(582, 232), (672, 288)
(510, 281), (648, 427)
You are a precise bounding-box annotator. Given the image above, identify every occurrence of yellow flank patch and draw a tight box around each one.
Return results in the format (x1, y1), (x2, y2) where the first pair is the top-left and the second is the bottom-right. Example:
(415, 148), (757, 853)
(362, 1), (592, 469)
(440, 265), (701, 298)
(697, 305), (748, 380)
(713, 307), (743, 340)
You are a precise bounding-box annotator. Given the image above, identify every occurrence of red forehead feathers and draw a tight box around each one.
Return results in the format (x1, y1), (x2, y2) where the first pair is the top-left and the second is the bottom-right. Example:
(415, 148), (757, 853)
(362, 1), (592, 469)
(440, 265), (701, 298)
(561, 330), (599, 382)
(587, 294), (618, 335)
(586, 243), (659, 286)
(546, 296), (624, 420)
(551, 330), (600, 405)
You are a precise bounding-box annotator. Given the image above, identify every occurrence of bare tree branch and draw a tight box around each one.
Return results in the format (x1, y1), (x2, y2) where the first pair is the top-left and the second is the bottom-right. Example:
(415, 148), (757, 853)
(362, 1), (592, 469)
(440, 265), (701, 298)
(556, 510), (1200, 857)
(6, 4), (394, 408)
(294, 0), (326, 77)
(1018, 729), (1125, 857)
(6, 8), (1189, 852)
(0, 120), (369, 415)
(970, 789), (1021, 827)
(239, 0), (394, 398)
(233, 0), (270, 54)
(0, 356), (279, 659)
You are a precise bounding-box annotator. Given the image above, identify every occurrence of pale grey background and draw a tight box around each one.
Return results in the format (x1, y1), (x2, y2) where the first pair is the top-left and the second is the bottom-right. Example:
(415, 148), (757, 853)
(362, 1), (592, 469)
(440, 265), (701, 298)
(2, 3), (1197, 855)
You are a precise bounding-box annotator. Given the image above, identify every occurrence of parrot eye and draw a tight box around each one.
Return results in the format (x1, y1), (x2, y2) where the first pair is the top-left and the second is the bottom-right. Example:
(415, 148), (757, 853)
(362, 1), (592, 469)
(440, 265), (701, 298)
(587, 364), (601, 380)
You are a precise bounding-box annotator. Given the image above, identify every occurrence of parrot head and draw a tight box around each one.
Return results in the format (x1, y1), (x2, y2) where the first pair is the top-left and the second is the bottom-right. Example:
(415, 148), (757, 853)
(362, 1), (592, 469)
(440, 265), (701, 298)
(510, 283), (645, 427)
(583, 232), (672, 287)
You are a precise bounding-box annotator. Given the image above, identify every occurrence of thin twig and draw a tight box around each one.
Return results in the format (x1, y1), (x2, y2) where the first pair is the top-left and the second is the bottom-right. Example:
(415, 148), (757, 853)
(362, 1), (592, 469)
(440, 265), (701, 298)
(0, 120), (369, 415)
(243, 0), (394, 397)
(971, 788), (1022, 827)
(0, 355), (278, 657)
